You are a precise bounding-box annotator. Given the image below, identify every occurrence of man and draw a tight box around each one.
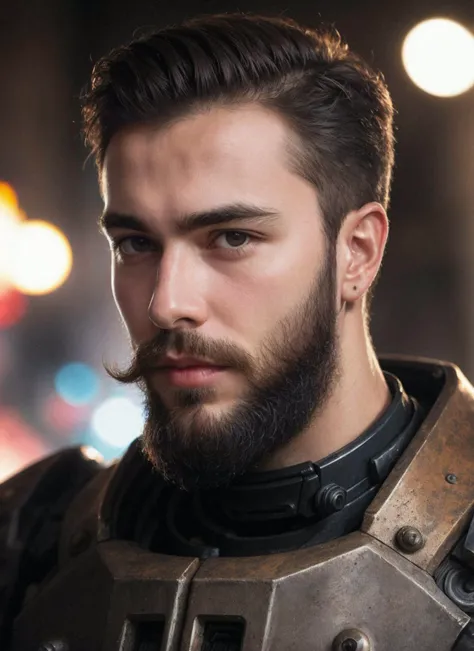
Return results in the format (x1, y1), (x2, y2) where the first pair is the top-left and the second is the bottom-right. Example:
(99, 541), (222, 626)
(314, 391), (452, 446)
(1, 12), (474, 651)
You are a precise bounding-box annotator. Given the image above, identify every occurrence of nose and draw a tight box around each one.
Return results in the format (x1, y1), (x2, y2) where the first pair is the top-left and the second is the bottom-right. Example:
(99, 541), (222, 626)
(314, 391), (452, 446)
(147, 245), (208, 329)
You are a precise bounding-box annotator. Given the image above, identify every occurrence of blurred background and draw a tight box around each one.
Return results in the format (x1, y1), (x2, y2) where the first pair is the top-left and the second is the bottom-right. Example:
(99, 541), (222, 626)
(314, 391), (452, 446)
(0, 0), (473, 481)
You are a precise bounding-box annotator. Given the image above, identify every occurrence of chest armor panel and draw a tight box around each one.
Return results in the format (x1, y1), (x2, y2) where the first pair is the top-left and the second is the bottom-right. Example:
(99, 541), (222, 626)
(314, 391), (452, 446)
(8, 533), (467, 650)
(7, 357), (474, 651)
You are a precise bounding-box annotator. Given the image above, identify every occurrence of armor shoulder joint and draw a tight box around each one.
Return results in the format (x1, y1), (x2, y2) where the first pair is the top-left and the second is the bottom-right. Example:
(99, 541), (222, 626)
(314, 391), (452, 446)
(0, 446), (102, 649)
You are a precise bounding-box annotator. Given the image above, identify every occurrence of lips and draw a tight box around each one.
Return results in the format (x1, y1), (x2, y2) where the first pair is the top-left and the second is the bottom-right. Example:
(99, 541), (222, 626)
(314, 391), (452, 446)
(159, 356), (222, 369)
(159, 365), (227, 388)
(163, 363), (217, 369)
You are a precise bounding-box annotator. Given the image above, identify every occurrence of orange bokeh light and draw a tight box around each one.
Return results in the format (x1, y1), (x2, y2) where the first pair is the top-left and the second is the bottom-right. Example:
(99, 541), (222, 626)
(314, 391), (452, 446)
(9, 220), (73, 295)
(0, 182), (19, 213)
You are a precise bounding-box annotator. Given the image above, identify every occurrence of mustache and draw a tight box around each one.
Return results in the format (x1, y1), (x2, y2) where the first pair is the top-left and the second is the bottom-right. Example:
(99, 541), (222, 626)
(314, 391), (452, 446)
(105, 329), (252, 384)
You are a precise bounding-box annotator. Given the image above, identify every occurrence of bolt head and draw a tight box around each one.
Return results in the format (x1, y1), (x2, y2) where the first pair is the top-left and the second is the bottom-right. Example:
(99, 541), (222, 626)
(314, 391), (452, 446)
(333, 628), (371, 651)
(395, 525), (425, 553)
(316, 483), (347, 516)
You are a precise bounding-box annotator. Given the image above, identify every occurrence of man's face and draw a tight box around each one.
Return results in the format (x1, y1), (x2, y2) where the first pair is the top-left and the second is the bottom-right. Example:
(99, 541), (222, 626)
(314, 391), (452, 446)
(101, 104), (340, 489)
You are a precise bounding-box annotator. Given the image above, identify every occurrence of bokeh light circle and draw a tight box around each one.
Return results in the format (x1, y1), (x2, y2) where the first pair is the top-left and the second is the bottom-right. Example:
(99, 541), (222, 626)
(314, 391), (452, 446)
(0, 185), (22, 291)
(402, 18), (474, 97)
(91, 397), (144, 448)
(0, 182), (18, 209)
(54, 362), (100, 406)
(9, 220), (73, 295)
(0, 289), (27, 329)
(43, 394), (90, 431)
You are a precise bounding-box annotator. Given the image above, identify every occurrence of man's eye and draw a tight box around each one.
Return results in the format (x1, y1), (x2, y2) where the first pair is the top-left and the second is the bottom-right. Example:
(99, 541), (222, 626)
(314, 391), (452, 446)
(214, 231), (251, 249)
(114, 236), (155, 255)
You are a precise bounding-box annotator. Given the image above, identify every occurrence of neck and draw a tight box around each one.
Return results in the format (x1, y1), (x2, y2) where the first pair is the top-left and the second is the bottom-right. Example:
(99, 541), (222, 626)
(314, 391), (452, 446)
(258, 314), (390, 471)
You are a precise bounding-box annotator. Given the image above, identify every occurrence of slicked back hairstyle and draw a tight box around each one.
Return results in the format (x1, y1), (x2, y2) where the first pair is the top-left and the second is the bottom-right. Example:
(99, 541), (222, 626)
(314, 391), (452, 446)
(82, 13), (395, 244)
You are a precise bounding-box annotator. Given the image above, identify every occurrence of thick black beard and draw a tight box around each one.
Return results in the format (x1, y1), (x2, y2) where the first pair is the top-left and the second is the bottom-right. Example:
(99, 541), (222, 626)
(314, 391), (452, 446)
(133, 251), (339, 491)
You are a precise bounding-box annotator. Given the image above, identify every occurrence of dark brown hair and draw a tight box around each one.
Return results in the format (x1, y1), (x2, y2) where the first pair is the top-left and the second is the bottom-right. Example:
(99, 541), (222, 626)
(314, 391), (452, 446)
(82, 13), (394, 243)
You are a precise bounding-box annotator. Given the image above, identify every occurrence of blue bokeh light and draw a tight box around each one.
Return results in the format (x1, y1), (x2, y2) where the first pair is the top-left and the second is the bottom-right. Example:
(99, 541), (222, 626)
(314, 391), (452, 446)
(54, 362), (100, 406)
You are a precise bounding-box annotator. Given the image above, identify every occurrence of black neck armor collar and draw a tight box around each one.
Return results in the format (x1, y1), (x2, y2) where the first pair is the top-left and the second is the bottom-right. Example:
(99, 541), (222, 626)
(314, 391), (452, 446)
(163, 372), (422, 556)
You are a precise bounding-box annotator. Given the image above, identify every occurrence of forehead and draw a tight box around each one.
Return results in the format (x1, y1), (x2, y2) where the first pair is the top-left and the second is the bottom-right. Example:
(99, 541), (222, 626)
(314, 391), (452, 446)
(102, 104), (316, 220)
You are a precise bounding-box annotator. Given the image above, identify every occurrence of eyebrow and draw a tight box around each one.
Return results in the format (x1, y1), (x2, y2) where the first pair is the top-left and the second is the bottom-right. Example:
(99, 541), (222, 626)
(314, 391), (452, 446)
(98, 202), (280, 236)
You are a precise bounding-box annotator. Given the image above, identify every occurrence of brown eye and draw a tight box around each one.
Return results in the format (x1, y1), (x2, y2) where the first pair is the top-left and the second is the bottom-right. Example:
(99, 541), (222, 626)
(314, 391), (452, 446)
(215, 231), (250, 249)
(117, 236), (155, 255)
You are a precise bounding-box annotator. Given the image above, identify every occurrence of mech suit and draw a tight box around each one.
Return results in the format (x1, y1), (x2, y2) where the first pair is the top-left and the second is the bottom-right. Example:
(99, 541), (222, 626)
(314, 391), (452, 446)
(1, 355), (474, 651)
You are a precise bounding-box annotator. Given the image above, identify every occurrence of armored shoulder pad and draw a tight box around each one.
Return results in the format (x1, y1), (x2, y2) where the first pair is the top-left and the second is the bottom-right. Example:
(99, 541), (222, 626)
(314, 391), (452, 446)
(0, 446), (103, 649)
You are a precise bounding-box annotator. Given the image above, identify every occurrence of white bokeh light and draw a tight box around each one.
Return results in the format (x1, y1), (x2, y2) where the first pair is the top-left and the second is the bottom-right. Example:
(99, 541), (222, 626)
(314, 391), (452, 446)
(9, 220), (73, 295)
(402, 18), (474, 97)
(91, 397), (145, 448)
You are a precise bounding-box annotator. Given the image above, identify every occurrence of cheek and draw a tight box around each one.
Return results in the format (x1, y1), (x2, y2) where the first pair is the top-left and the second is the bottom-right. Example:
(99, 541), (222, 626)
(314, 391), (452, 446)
(112, 268), (156, 342)
(214, 256), (309, 345)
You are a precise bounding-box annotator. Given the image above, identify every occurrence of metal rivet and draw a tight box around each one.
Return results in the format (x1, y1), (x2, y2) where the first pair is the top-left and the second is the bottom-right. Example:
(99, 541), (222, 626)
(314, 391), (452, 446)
(316, 483), (347, 516)
(446, 473), (458, 484)
(395, 525), (425, 553)
(333, 629), (371, 651)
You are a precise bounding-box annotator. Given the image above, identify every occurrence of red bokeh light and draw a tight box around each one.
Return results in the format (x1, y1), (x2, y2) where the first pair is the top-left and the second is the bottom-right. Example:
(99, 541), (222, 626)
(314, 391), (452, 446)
(0, 289), (27, 329)
(42, 394), (89, 433)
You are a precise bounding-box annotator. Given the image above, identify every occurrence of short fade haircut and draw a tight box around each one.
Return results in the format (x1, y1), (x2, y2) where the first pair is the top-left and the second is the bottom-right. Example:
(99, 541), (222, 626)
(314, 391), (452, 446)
(82, 13), (394, 244)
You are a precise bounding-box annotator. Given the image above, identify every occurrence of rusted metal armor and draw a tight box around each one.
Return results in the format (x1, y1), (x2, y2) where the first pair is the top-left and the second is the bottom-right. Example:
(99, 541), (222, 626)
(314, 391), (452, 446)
(1, 356), (474, 650)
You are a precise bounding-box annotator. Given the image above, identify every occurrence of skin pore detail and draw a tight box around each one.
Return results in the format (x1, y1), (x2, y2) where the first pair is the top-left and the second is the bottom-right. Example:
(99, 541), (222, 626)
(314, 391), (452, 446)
(101, 103), (390, 490)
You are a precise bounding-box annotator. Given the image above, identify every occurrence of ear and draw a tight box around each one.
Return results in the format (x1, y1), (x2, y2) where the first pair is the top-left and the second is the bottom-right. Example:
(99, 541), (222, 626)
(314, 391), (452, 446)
(337, 202), (389, 305)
